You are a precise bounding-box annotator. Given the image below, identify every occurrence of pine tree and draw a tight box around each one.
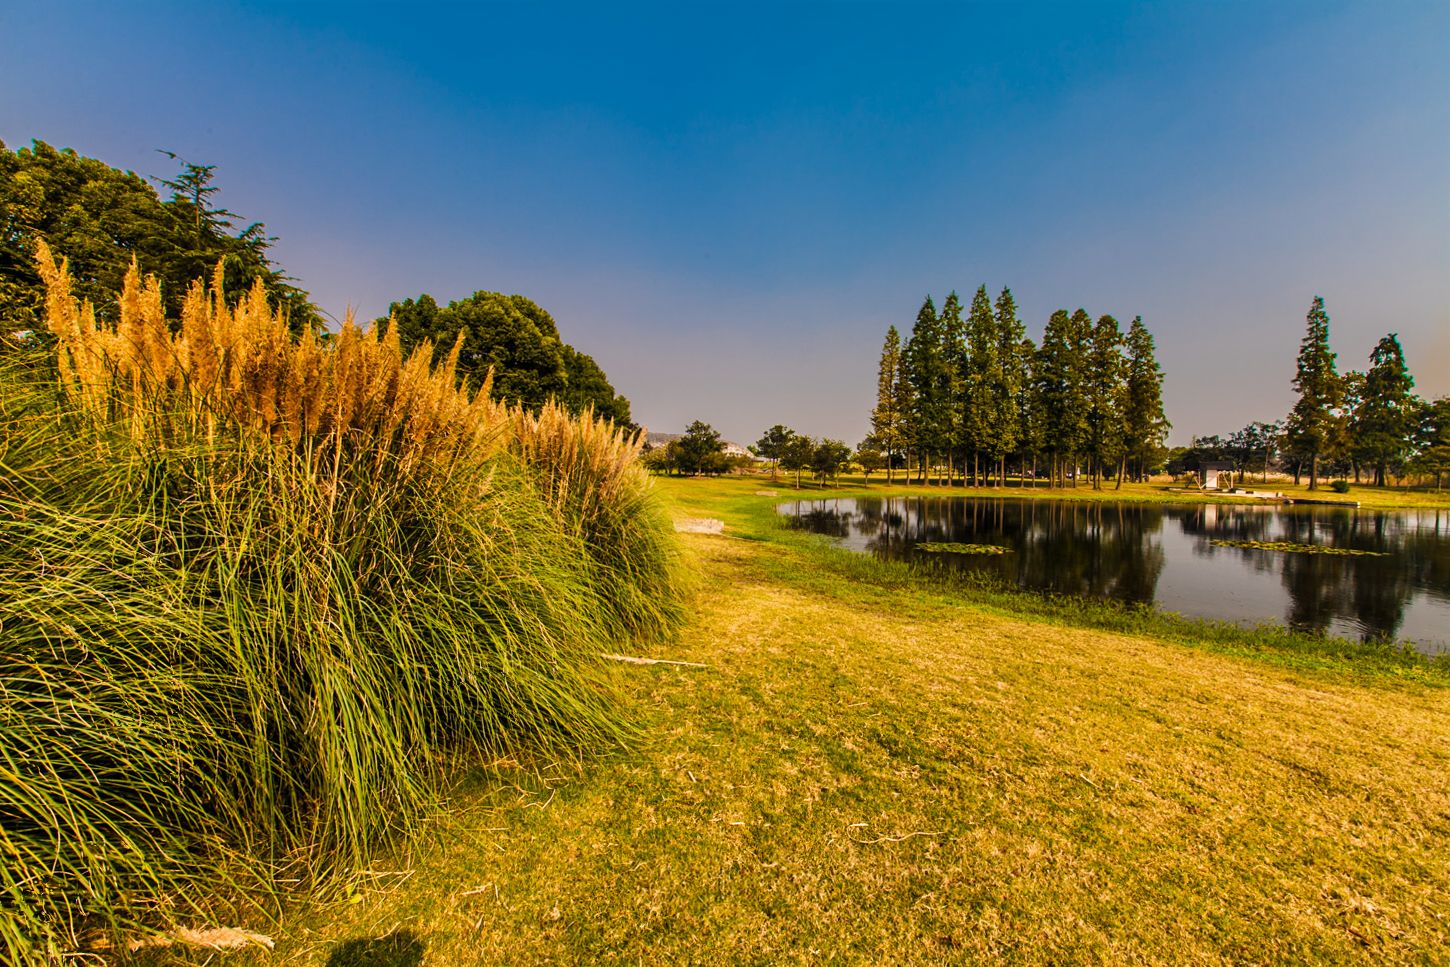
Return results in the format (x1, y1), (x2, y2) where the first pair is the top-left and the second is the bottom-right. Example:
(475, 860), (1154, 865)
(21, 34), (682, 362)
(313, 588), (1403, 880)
(938, 291), (966, 484)
(1354, 333), (1416, 486)
(905, 296), (950, 483)
(1122, 316), (1169, 484)
(1084, 315), (1126, 489)
(1409, 397), (1450, 490)
(1036, 310), (1090, 486)
(1285, 296), (1342, 489)
(1017, 335), (1043, 486)
(894, 332), (917, 482)
(870, 327), (904, 483)
(992, 287), (1026, 484)
(963, 286), (999, 485)
(1339, 369), (1368, 481)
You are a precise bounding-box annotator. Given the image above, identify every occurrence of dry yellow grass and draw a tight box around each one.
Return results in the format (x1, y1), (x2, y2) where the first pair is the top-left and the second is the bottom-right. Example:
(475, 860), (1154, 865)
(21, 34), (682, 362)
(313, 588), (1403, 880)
(511, 400), (647, 532)
(36, 241), (508, 470)
(235, 521), (1450, 965)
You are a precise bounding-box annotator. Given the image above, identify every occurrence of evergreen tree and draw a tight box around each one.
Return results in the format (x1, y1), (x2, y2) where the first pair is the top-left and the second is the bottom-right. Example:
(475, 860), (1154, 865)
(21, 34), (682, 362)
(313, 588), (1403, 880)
(1409, 397), (1450, 490)
(963, 286), (999, 485)
(1122, 316), (1169, 483)
(1017, 335), (1044, 486)
(1338, 369), (1368, 481)
(870, 326), (904, 483)
(1036, 310), (1089, 486)
(992, 287), (1026, 484)
(1354, 333), (1416, 486)
(893, 330), (917, 481)
(938, 291), (966, 483)
(1084, 315), (1126, 489)
(1067, 309), (1096, 485)
(1285, 296), (1342, 489)
(904, 296), (950, 482)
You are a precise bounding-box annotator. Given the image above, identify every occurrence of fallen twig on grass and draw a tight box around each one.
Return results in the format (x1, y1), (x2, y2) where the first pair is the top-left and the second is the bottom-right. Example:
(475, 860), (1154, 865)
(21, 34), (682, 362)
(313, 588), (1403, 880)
(850, 830), (947, 845)
(601, 654), (710, 668)
(112, 927), (276, 953)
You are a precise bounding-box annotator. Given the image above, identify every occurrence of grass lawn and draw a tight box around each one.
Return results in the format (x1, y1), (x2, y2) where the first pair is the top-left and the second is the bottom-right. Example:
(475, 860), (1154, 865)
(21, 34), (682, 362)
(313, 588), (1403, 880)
(225, 476), (1449, 965)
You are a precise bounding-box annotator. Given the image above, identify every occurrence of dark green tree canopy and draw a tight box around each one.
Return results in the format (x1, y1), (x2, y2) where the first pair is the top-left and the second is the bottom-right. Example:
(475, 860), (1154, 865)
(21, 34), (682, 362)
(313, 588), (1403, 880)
(1, 138), (317, 333)
(381, 290), (631, 425)
(674, 420), (725, 475)
(754, 424), (796, 466)
(811, 438), (852, 484)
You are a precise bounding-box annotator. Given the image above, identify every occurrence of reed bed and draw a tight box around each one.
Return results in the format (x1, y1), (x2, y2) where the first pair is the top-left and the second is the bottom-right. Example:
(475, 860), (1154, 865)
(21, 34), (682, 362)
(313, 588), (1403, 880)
(0, 246), (686, 962)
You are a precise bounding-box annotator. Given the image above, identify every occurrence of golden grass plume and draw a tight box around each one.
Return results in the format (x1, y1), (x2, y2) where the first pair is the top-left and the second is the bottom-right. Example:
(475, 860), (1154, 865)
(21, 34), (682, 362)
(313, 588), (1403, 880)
(35, 240), (508, 472)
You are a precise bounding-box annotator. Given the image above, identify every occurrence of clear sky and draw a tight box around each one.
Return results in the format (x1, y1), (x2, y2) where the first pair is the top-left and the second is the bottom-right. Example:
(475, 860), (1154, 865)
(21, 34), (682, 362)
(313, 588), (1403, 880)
(3, 1), (1446, 446)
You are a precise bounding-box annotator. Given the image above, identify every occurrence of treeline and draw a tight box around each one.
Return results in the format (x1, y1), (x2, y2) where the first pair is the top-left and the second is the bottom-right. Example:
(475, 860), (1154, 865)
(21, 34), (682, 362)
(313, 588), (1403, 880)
(1180, 297), (1448, 489)
(867, 287), (1168, 489)
(641, 421), (857, 487)
(1, 139), (631, 425)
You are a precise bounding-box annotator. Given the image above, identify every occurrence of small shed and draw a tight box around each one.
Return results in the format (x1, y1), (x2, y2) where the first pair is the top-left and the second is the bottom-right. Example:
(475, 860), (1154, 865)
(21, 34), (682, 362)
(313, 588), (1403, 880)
(1199, 461), (1236, 490)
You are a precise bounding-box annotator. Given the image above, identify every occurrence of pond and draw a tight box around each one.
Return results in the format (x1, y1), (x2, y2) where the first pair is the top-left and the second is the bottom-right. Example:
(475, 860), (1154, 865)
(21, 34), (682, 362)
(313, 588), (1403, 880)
(778, 496), (1450, 655)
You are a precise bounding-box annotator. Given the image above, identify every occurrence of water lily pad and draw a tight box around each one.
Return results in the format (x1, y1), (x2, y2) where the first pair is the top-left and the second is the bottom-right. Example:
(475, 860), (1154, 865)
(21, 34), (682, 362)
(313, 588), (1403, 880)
(1209, 539), (1387, 557)
(916, 541), (1012, 555)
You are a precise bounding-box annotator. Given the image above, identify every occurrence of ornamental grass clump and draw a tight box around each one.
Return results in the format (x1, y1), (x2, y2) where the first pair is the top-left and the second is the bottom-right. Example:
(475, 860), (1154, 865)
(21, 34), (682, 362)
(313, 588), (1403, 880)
(0, 246), (686, 962)
(511, 401), (688, 639)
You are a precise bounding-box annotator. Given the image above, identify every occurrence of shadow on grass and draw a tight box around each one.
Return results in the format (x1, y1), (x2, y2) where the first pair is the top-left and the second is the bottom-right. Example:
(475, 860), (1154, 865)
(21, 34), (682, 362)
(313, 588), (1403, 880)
(325, 930), (425, 967)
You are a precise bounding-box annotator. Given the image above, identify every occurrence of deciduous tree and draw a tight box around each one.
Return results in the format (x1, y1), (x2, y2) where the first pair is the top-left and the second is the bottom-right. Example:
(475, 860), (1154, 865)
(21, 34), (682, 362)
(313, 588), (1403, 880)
(755, 424), (796, 479)
(812, 438), (852, 487)
(779, 433), (817, 489)
(675, 420), (725, 476)
(855, 436), (887, 483)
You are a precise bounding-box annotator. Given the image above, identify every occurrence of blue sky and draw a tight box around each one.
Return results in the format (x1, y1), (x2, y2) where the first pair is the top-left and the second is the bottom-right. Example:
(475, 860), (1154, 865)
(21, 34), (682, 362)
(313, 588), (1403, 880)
(3, 1), (1446, 445)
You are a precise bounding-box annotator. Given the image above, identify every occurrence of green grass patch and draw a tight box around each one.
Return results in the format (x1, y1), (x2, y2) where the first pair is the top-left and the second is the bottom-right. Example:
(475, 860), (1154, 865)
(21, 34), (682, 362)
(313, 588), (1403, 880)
(226, 475), (1450, 965)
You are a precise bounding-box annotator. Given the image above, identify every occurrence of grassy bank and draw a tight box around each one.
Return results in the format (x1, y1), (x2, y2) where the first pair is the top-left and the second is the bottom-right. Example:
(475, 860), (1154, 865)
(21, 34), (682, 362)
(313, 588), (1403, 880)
(671, 477), (1445, 681)
(228, 475), (1450, 965)
(0, 252), (685, 962)
(752, 472), (1450, 510)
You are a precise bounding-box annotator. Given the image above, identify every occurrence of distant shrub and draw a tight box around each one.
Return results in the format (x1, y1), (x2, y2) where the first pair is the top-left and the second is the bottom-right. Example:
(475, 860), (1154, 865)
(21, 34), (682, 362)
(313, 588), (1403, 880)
(1330, 479), (1352, 493)
(0, 245), (686, 961)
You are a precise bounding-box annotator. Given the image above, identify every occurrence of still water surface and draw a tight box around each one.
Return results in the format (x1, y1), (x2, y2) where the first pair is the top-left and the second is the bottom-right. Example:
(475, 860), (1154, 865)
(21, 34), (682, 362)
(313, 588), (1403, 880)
(779, 497), (1450, 655)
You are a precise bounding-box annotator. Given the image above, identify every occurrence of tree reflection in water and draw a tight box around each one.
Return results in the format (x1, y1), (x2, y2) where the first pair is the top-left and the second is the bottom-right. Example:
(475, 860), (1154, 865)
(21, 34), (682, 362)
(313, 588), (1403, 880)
(780, 497), (1450, 653)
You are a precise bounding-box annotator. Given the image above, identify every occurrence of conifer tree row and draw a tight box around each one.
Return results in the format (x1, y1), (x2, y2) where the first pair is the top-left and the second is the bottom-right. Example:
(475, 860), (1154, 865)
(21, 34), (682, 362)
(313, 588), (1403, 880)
(870, 288), (1169, 487)
(1279, 296), (1432, 489)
